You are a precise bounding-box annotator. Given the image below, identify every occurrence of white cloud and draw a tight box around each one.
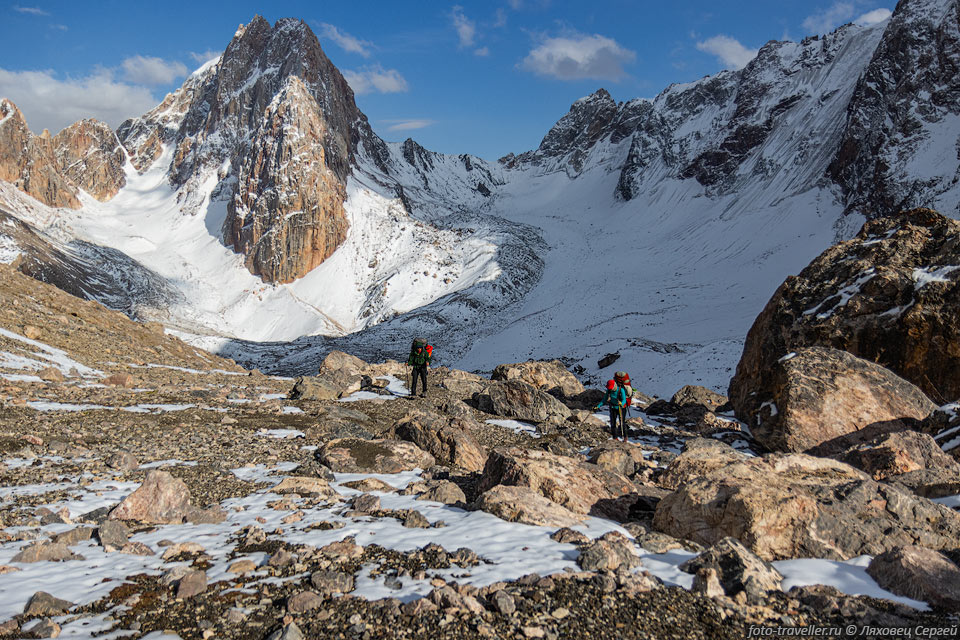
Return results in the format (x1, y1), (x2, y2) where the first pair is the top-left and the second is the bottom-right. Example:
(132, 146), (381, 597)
(51, 23), (67, 31)
(855, 8), (892, 26)
(13, 5), (48, 16)
(802, 2), (855, 35)
(696, 35), (758, 70)
(0, 67), (159, 133)
(474, 46), (490, 57)
(451, 6), (476, 48)
(120, 56), (188, 86)
(493, 8), (507, 28)
(342, 66), (409, 95)
(382, 119), (435, 132)
(189, 49), (221, 65)
(520, 33), (636, 81)
(318, 22), (373, 58)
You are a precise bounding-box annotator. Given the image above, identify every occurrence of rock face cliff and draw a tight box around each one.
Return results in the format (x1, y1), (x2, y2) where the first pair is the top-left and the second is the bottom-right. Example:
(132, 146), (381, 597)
(0, 99), (124, 209)
(116, 16), (386, 283)
(506, 0), (960, 220)
(503, 23), (884, 206)
(828, 0), (960, 217)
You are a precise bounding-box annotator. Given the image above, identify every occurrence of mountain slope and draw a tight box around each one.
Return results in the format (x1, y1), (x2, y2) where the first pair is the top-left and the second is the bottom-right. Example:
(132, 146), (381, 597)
(2, 0), (960, 397)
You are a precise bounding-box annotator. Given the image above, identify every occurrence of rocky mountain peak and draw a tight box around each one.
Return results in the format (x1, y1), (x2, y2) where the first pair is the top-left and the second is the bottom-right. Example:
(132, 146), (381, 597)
(0, 99), (124, 210)
(828, 0), (960, 218)
(116, 15), (383, 284)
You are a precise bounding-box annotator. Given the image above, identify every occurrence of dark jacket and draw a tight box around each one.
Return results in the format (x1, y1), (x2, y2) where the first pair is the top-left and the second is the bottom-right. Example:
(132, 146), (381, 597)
(407, 347), (431, 367)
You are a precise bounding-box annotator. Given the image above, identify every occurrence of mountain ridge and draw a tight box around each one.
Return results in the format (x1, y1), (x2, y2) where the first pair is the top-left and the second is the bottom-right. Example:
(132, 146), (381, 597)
(1, 0), (959, 394)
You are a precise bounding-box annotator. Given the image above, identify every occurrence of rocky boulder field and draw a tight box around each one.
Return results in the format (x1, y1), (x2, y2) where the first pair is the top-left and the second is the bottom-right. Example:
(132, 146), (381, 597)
(0, 207), (959, 640)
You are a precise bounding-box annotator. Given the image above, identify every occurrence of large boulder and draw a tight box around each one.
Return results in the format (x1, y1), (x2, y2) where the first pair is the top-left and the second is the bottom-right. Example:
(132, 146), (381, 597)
(477, 379), (572, 423)
(109, 470), (224, 525)
(491, 361), (584, 398)
(288, 376), (340, 401)
(730, 209), (960, 407)
(576, 532), (641, 571)
(671, 385), (727, 411)
(440, 369), (490, 397)
(392, 410), (488, 472)
(477, 447), (637, 520)
(587, 440), (653, 478)
(680, 537), (783, 601)
(319, 350), (367, 376)
(652, 448), (960, 561)
(829, 430), (959, 480)
(731, 347), (935, 452)
(474, 485), (585, 527)
(866, 546), (960, 611)
(317, 438), (435, 473)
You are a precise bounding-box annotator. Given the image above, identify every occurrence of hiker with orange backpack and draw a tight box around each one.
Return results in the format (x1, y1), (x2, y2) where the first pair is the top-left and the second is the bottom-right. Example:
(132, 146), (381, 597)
(595, 379), (628, 442)
(406, 338), (432, 398)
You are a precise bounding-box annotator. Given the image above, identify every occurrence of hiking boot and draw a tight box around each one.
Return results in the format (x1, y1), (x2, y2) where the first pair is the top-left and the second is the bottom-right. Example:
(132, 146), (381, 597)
(420, 393), (426, 398)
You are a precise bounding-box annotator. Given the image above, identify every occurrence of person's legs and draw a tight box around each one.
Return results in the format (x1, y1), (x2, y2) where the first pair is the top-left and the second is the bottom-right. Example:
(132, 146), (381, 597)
(415, 367), (427, 396)
(609, 407), (618, 437)
(409, 368), (419, 395)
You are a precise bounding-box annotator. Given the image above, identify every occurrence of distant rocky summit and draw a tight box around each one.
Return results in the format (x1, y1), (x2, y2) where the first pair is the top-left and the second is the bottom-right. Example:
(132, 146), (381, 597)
(117, 16), (377, 283)
(0, 99), (125, 209)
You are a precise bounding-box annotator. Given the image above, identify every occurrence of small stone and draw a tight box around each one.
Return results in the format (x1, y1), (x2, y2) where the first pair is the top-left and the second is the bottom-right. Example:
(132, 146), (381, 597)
(523, 626), (545, 639)
(160, 542), (205, 560)
(35, 507), (70, 525)
(550, 528), (590, 545)
(310, 570), (354, 595)
(24, 592), (74, 616)
(287, 591), (324, 613)
(353, 493), (381, 513)
(0, 619), (18, 635)
(12, 542), (80, 563)
(51, 527), (93, 546)
(21, 433), (45, 446)
(319, 538), (363, 560)
(401, 598), (438, 615)
(119, 542), (153, 556)
(97, 520), (130, 551)
(228, 559), (258, 574)
(402, 510), (430, 528)
(551, 607), (570, 619)
(268, 548), (296, 568)
(176, 570), (207, 599)
(341, 478), (396, 493)
(266, 622), (304, 640)
(105, 451), (139, 471)
(490, 590), (515, 615)
(104, 373), (134, 388)
(225, 609), (247, 624)
(281, 511), (304, 524)
(692, 567), (725, 598)
(31, 618), (61, 638)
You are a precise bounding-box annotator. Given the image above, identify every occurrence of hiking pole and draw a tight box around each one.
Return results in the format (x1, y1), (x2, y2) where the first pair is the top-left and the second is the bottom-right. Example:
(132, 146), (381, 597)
(619, 405), (626, 442)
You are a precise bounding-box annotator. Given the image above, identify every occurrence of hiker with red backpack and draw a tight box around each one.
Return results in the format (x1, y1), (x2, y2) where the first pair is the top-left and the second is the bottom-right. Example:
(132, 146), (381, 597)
(595, 379), (628, 442)
(406, 338), (432, 398)
(613, 371), (635, 416)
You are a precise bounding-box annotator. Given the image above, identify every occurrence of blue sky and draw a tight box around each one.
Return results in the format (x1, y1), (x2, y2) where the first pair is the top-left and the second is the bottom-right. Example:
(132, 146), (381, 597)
(0, 1), (895, 160)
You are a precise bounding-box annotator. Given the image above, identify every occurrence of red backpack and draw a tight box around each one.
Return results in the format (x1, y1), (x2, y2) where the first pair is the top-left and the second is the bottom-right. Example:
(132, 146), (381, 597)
(614, 371), (634, 406)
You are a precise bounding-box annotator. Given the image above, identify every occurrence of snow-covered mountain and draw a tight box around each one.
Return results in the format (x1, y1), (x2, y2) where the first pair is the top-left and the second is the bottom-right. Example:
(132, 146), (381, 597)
(1, 0), (959, 396)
